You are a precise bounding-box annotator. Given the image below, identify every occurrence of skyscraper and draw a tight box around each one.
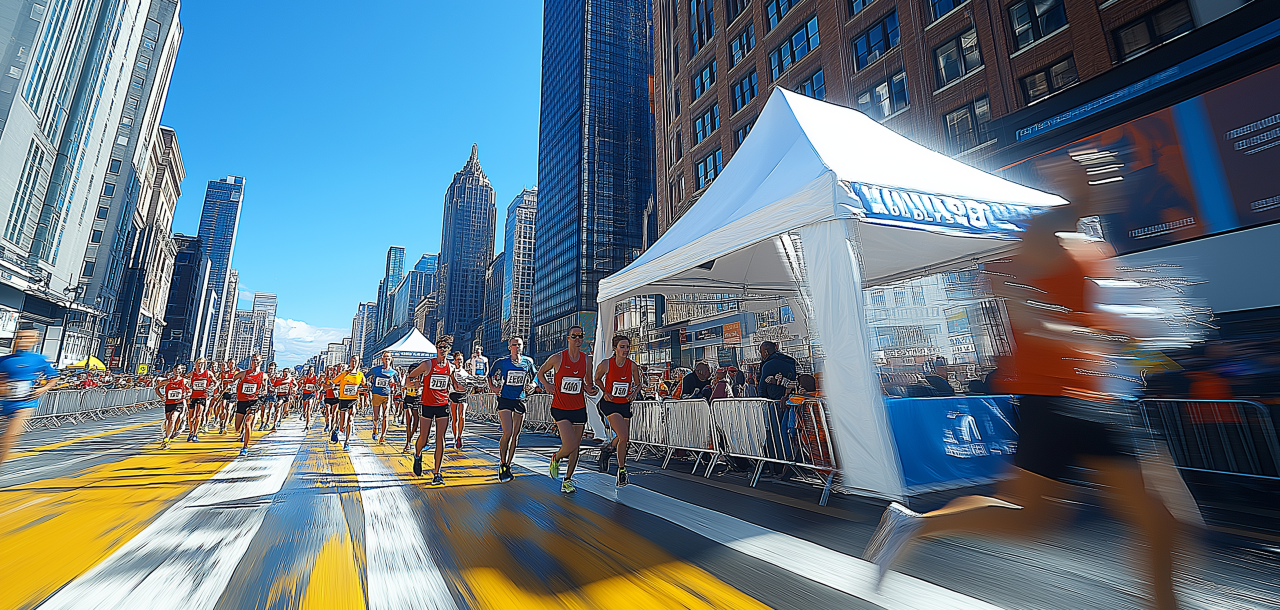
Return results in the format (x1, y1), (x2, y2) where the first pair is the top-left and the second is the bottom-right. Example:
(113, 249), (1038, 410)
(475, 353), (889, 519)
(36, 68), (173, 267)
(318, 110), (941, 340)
(252, 293), (277, 363)
(502, 188), (538, 345)
(158, 234), (209, 368)
(437, 145), (496, 350)
(378, 246), (405, 337)
(196, 176), (245, 361)
(351, 301), (376, 364)
(482, 251), (508, 356)
(532, 0), (654, 359)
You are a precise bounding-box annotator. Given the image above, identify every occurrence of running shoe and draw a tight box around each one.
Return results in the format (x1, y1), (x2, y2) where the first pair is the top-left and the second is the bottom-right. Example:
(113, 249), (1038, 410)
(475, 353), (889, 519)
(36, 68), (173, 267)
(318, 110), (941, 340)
(271, 423), (278, 431)
(187, 435), (196, 442)
(863, 502), (925, 589)
(597, 445), (614, 473)
(616, 467), (629, 487)
(498, 464), (512, 482)
(330, 430), (339, 443)
(239, 448), (248, 457)
(190, 436), (201, 443)
(342, 440), (349, 450)
(219, 425), (226, 435)
(413, 455), (423, 477)
(549, 458), (560, 480)
(455, 437), (463, 450)
(161, 439), (170, 450)
(324, 424), (331, 432)
(561, 479), (576, 494)
(430, 472), (444, 486)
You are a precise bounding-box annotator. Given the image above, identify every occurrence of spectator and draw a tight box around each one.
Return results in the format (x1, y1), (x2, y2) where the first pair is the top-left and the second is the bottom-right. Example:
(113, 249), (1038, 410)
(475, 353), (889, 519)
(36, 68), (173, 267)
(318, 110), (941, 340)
(742, 372), (759, 398)
(710, 368), (734, 399)
(758, 342), (797, 400)
(679, 363), (712, 399)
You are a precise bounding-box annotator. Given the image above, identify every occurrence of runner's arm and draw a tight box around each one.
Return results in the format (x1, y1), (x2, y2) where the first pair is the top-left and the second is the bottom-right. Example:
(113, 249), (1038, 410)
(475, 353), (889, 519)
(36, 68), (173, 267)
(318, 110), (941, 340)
(534, 353), (560, 391)
(592, 360), (609, 394)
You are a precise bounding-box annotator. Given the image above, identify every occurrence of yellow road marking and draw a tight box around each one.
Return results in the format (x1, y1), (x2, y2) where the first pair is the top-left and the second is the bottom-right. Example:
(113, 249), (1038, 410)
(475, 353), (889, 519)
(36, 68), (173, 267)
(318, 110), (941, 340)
(9, 420), (156, 459)
(300, 531), (367, 610)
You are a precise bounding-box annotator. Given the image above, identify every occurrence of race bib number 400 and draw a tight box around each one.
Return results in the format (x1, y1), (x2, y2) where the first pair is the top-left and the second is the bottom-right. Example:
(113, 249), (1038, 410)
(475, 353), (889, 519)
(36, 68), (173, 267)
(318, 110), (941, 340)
(560, 377), (583, 395)
(192, 380), (207, 390)
(505, 370), (527, 386)
(429, 375), (449, 390)
(240, 383), (258, 394)
(167, 389), (183, 400)
(611, 382), (630, 398)
(375, 377), (390, 388)
(342, 384), (358, 396)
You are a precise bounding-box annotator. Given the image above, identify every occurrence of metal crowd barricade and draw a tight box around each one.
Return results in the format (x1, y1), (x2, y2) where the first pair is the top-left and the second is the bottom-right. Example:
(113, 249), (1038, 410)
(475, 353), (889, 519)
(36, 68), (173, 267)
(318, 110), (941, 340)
(660, 399), (719, 474)
(523, 393), (556, 433)
(629, 400), (666, 458)
(708, 397), (841, 505)
(24, 386), (163, 430)
(467, 393), (498, 424)
(1140, 399), (1280, 479)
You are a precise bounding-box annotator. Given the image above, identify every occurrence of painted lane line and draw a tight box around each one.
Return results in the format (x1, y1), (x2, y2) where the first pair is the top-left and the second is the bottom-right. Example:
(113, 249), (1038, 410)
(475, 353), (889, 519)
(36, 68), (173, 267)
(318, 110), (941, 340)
(0, 448), (126, 485)
(36, 422), (308, 610)
(347, 441), (459, 610)
(505, 451), (1006, 610)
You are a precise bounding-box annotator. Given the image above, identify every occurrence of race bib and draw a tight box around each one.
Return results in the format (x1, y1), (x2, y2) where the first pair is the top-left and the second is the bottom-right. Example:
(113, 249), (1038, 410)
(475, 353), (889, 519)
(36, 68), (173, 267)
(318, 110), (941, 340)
(3, 380), (32, 399)
(475, 364), (485, 375)
(375, 377), (389, 388)
(304, 384), (316, 392)
(241, 383), (258, 394)
(342, 384), (358, 396)
(167, 389), (183, 400)
(192, 380), (207, 390)
(277, 386), (289, 394)
(560, 377), (582, 395)
(428, 375), (449, 390)
(505, 370), (527, 386)
(611, 381), (630, 398)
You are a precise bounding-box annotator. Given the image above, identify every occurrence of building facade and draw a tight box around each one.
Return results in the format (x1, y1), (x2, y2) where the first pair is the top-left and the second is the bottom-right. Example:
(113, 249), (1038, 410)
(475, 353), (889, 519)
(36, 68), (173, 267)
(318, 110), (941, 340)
(251, 292), (276, 363)
(351, 301), (375, 363)
(501, 188), (537, 347)
(391, 267), (434, 330)
(196, 175), (245, 361)
(377, 245), (404, 337)
(157, 234), (208, 368)
(482, 251), (507, 356)
(436, 144), (495, 349)
(532, 0), (654, 360)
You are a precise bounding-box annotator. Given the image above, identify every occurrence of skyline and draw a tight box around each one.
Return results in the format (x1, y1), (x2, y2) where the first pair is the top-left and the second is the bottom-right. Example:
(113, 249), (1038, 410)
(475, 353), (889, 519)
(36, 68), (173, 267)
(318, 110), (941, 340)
(158, 1), (543, 363)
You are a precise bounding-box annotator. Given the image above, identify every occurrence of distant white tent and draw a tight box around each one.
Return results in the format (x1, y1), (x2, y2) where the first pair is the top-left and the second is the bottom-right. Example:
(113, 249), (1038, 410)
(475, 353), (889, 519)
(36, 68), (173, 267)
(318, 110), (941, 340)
(377, 328), (438, 366)
(594, 89), (1066, 500)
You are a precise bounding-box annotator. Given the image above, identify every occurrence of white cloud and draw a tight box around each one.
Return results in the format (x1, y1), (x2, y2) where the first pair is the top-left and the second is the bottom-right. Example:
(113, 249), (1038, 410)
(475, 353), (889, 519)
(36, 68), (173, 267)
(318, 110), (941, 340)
(273, 318), (347, 366)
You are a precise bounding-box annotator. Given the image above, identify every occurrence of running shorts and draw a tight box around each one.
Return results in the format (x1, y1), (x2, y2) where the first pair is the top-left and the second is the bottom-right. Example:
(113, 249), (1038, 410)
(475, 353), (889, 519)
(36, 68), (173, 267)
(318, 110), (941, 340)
(403, 395), (420, 407)
(235, 400), (258, 415)
(222, 392), (235, 401)
(324, 397), (339, 406)
(1014, 395), (1139, 482)
(371, 395), (389, 407)
(448, 391), (465, 403)
(600, 400), (632, 419)
(419, 404), (449, 419)
(262, 395), (276, 404)
(302, 393), (314, 401)
(551, 407), (587, 425)
(164, 403), (183, 413)
(190, 397), (208, 408)
(338, 398), (356, 411)
(496, 397), (526, 414)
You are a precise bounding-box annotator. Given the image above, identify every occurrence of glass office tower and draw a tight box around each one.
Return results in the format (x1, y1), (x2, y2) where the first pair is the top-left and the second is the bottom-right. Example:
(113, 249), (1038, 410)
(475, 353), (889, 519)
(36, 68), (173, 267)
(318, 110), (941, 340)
(437, 145), (496, 351)
(532, 0), (654, 360)
(196, 176), (245, 361)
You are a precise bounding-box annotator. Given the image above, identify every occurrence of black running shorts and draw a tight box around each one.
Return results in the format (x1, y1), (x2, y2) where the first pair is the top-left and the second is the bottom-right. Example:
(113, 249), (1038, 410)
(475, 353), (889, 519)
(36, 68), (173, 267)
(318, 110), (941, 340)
(551, 407), (587, 425)
(600, 400), (632, 419)
(419, 404), (449, 419)
(448, 391), (465, 403)
(190, 397), (207, 408)
(164, 403), (182, 413)
(222, 392), (235, 401)
(338, 398), (356, 411)
(1014, 395), (1139, 482)
(497, 397), (526, 414)
(235, 400), (258, 415)
(324, 397), (339, 406)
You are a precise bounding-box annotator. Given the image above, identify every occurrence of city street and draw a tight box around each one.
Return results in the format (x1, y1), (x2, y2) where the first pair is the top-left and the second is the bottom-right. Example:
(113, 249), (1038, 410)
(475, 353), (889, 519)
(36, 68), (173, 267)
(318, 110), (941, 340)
(2, 409), (1278, 610)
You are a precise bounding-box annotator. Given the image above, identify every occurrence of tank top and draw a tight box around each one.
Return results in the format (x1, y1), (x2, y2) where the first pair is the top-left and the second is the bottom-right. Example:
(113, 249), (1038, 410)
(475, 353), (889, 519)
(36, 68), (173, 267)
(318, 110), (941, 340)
(274, 377), (291, 394)
(163, 378), (188, 404)
(189, 370), (214, 398)
(551, 350), (588, 411)
(302, 375), (318, 393)
(421, 358), (452, 407)
(603, 356), (635, 404)
(237, 371), (265, 402)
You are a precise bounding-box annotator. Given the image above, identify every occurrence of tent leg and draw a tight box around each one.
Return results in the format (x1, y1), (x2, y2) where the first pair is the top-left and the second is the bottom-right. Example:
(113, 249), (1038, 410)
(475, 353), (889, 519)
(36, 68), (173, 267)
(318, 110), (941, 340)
(750, 461), (764, 488)
(661, 448), (674, 470)
(820, 472), (834, 506)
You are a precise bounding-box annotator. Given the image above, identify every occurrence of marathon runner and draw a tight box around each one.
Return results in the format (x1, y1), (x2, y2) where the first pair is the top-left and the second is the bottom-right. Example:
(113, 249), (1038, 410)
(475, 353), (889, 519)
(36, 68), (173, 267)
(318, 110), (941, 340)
(330, 355), (364, 449)
(407, 335), (454, 485)
(321, 365), (339, 431)
(489, 336), (535, 482)
(593, 334), (641, 486)
(271, 368), (293, 431)
(231, 354), (266, 456)
(400, 368), (421, 454)
(258, 362), (278, 431)
(187, 358), (216, 442)
(447, 351), (471, 449)
(155, 365), (191, 449)
(534, 325), (597, 493)
(366, 353), (399, 443)
(300, 366), (319, 427)
(216, 359), (240, 434)
(0, 330), (60, 469)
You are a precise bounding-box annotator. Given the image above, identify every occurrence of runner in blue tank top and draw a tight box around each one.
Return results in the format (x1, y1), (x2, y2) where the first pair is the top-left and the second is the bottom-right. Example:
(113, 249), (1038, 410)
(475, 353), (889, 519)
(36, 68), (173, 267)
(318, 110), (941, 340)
(488, 336), (536, 481)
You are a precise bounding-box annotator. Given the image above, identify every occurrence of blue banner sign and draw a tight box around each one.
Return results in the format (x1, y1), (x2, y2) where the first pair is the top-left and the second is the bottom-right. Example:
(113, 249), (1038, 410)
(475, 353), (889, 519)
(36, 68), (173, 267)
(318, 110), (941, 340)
(886, 395), (1018, 490)
(848, 183), (1040, 238)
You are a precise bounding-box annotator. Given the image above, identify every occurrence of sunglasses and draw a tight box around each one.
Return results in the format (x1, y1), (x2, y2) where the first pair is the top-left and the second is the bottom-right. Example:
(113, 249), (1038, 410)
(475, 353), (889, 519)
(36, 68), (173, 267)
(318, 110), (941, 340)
(568, 333), (585, 339)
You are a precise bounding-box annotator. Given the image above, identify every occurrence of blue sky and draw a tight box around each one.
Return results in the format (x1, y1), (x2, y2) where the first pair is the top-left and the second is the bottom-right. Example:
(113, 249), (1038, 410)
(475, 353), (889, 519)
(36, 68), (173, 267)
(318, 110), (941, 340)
(161, 1), (543, 364)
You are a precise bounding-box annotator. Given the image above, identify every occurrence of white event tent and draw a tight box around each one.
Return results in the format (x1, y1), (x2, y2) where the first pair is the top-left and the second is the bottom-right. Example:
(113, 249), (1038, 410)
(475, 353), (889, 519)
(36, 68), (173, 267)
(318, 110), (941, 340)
(377, 328), (438, 366)
(593, 89), (1066, 500)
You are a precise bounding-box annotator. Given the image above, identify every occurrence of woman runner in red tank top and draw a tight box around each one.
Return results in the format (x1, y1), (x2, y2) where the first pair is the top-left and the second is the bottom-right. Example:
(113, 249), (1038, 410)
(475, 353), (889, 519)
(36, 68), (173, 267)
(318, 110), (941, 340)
(534, 325), (598, 493)
(592, 335), (641, 486)
(407, 335), (456, 485)
(231, 354), (266, 456)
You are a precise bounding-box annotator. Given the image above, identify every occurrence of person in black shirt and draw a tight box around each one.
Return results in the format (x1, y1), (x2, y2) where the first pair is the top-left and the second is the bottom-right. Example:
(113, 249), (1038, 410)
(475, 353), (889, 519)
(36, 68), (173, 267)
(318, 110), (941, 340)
(680, 363), (712, 399)
(759, 342), (797, 400)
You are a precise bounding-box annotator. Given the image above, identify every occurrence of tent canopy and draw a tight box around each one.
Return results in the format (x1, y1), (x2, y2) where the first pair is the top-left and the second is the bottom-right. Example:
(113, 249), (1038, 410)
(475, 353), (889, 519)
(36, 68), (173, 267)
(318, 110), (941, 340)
(599, 88), (1065, 304)
(377, 328), (437, 362)
(65, 356), (107, 370)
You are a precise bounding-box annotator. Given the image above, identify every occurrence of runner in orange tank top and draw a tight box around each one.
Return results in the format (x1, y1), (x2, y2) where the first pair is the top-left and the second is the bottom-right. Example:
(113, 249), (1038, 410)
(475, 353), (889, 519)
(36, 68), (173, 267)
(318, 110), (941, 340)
(534, 325), (598, 493)
(593, 334), (641, 486)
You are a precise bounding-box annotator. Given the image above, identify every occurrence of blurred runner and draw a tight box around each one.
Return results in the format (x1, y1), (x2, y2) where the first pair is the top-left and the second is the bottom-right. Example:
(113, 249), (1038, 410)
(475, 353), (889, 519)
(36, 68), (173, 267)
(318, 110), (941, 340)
(216, 359), (240, 434)
(534, 325), (597, 494)
(322, 365), (339, 432)
(408, 335), (455, 485)
(593, 334), (640, 486)
(367, 353), (398, 443)
(863, 208), (1181, 610)
(231, 354), (266, 456)
(330, 356), (364, 450)
(155, 365), (191, 448)
(0, 330), (60, 469)
(270, 368), (293, 431)
(447, 351), (471, 449)
(259, 362), (280, 431)
(300, 366), (319, 427)
(400, 368), (421, 454)
(187, 358), (216, 441)
(489, 336), (535, 481)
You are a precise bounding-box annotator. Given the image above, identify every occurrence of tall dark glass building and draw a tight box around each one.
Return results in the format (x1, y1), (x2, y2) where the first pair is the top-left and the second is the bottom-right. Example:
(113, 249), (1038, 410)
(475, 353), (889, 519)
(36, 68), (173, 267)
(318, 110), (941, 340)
(438, 145), (496, 350)
(158, 235), (209, 368)
(378, 246), (405, 337)
(532, 0), (654, 360)
(196, 176), (245, 361)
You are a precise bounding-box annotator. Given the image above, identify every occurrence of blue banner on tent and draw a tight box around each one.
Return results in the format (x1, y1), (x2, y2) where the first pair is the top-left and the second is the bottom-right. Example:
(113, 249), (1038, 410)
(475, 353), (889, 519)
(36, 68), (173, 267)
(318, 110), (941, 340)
(886, 395), (1018, 489)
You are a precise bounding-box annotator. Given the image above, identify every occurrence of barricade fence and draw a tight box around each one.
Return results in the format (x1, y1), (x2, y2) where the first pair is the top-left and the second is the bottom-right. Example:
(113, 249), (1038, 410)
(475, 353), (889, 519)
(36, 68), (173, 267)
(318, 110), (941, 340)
(1139, 399), (1280, 480)
(24, 387), (162, 431)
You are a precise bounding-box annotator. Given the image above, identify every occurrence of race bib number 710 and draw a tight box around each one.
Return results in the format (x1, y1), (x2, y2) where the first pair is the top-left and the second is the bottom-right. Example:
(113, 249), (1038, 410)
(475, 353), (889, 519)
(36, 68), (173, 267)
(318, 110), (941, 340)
(429, 375), (449, 390)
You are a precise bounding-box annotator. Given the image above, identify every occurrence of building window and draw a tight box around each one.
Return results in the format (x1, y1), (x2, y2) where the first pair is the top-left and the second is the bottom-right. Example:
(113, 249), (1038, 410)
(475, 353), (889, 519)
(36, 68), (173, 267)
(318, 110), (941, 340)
(856, 70), (909, 121)
(96, 206), (110, 220)
(944, 96), (993, 152)
(81, 260), (95, 277)
(108, 158), (121, 174)
(1008, 0), (1067, 50)
(935, 29), (981, 88)
(726, 0), (749, 23)
(674, 88), (681, 116)
(849, 0), (875, 17)
(695, 149), (724, 188)
(673, 43), (680, 74)
(853, 11), (900, 70)
(769, 17), (820, 80)
(692, 59), (717, 100)
(734, 119), (756, 146)
(731, 70), (759, 112)
(930, 0), (962, 21)
(1020, 55), (1078, 104)
(765, 0), (799, 31)
(690, 0), (716, 56)
(730, 23), (756, 68)
(795, 68), (826, 99)
(90, 229), (103, 244)
(1114, 1), (1194, 62)
(694, 103), (722, 144)
(101, 182), (115, 197)
(674, 131), (684, 160)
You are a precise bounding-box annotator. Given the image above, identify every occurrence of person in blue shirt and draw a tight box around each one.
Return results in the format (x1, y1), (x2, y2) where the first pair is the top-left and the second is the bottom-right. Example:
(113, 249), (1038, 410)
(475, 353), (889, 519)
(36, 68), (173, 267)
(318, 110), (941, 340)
(0, 330), (61, 468)
(366, 352), (399, 443)
(488, 336), (536, 482)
